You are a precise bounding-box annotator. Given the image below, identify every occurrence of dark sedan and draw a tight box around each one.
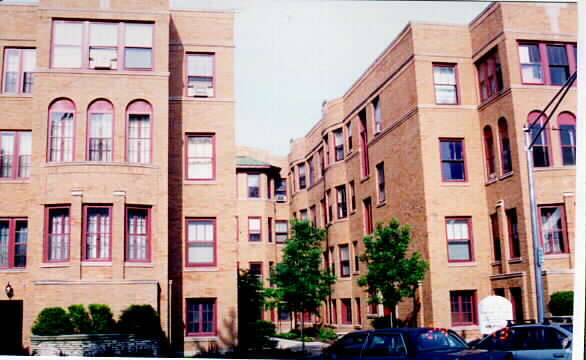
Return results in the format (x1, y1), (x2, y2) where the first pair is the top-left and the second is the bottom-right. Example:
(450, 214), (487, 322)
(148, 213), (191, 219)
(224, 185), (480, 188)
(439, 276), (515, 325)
(323, 328), (512, 360)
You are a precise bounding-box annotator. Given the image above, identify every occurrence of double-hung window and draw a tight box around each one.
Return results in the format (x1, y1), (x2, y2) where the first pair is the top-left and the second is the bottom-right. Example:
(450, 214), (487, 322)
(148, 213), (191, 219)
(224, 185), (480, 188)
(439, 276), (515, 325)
(0, 218), (27, 268)
(83, 206), (111, 261)
(558, 112), (576, 166)
(363, 198), (373, 235)
(376, 162), (385, 203)
(126, 207), (150, 262)
(48, 99), (75, 162)
(127, 100), (152, 164)
(275, 221), (288, 243)
(483, 126), (496, 180)
(186, 134), (215, 180)
(275, 178), (287, 198)
(2, 48), (35, 94)
(336, 185), (347, 219)
(450, 291), (476, 326)
(187, 298), (216, 336)
(373, 97), (382, 134)
(248, 217), (261, 242)
(125, 23), (153, 69)
(528, 111), (550, 167)
(440, 139), (466, 181)
(308, 156), (315, 186)
(506, 208), (521, 258)
(298, 163), (306, 190)
(498, 118), (513, 174)
(346, 122), (353, 151)
(433, 64), (458, 104)
(519, 42), (577, 85)
(187, 53), (214, 97)
(247, 174), (260, 198)
(45, 206), (70, 262)
(476, 50), (503, 102)
(333, 128), (344, 161)
(539, 205), (567, 254)
(87, 100), (113, 162)
(249, 262), (262, 282)
(89, 23), (118, 69)
(186, 219), (216, 266)
(339, 245), (350, 277)
(0, 131), (31, 179)
(446, 217), (473, 262)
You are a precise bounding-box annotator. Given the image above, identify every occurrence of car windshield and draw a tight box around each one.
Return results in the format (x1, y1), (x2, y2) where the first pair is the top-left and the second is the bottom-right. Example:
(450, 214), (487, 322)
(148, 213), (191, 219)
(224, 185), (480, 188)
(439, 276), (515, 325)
(416, 329), (469, 352)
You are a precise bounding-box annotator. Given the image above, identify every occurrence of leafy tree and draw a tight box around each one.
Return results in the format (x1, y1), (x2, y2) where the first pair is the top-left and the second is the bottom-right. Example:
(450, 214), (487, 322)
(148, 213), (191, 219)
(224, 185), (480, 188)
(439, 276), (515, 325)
(267, 220), (336, 351)
(238, 269), (268, 351)
(358, 218), (428, 327)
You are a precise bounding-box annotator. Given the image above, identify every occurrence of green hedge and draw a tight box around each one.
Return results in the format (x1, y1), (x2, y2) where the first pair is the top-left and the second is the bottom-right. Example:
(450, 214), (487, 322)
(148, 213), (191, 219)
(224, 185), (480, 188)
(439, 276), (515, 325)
(549, 291), (573, 316)
(32, 307), (74, 336)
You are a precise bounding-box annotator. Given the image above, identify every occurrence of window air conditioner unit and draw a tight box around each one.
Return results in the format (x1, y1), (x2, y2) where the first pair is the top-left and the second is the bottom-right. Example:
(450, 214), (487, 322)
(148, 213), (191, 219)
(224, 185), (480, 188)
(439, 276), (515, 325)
(276, 194), (287, 202)
(90, 56), (116, 70)
(188, 86), (214, 97)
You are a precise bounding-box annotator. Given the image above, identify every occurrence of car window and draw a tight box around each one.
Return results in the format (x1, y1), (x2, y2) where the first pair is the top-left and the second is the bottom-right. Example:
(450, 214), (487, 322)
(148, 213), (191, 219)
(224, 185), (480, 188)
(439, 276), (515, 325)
(338, 334), (368, 351)
(542, 328), (567, 349)
(476, 328), (516, 351)
(416, 329), (468, 351)
(364, 334), (407, 357)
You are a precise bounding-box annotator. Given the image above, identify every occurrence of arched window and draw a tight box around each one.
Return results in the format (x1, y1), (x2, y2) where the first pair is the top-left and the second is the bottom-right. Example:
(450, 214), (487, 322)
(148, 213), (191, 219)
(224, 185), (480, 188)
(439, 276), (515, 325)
(87, 100), (113, 162)
(527, 111), (550, 167)
(483, 125), (496, 179)
(558, 112), (576, 166)
(48, 98), (75, 162)
(126, 100), (152, 164)
(498, 118), (512, 174)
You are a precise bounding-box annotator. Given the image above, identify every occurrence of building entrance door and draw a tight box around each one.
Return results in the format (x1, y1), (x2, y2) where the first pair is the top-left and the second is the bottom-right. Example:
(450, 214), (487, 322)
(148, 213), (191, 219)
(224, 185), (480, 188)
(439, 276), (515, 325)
(0, 300), (23, 354)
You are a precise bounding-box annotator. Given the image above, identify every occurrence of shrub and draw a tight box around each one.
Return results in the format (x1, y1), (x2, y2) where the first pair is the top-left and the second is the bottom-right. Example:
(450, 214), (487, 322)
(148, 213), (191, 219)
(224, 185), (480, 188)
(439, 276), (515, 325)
(276, 332), (299, 340)
(32, 307), (74, 335)
(317, 327), (337, 341)
(88, 304), (116, 333)
(117, 304), (163, 338)
(549, 291), (574, 316)
(246, 320), (276, 351)
(68, 304), (93, 334)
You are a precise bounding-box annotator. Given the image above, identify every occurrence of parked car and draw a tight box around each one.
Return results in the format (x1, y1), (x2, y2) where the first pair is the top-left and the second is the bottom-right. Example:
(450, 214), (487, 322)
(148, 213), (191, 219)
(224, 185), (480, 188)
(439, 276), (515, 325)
(323, 328), (512, 360)
(471, 323), (572, 360)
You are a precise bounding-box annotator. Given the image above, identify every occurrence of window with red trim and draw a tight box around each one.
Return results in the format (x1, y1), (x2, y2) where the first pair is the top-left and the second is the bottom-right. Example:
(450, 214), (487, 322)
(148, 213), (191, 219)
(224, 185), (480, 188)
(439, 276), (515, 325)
(349, 181), (356, 211)
(87, 100), (113, 162)
(539, 205), (567, 254)
(298, 163), (306, 190)
(328, 247), (335, 276)
(353, 241), (360, 272)
(510, 288), (524, 321)
(490, 213), (501, 262)
(248, 217), (261, 242)
(186, 298), (216, 336)
(186, 134), (215, 180)
(518, 42), (576, 85)
(308, 156), (315, 186)
(376, 162), (385, 203)
(476, 50), (503, 102)
(506, 209), (521, 258)
(498, 118), (513, 174)
(363, 198), (373, 235)
(326, 189), (333, 223)
(346, 121), (353, 151)
(373, 97), (382, 134)
(440, 139), (466, 181)
(247, 174), (260, 198)
(45, 206), (70, 262)
(450, 290), (476, 326)
(341, 298), (352, 324)
(558, 112), (576, 166)
(186, 53), (215, 97)
(339, 244), (350, 277)
(323, 135), (330, 168)
(126, 206), (150, 262)
(528, 111), (550, 167)
(48, 99), (75, 162)
(483, 126), (496, 180)
(331, 299), (338, 324)
(83, 206), (112, 261)
(127, 100), (152, 164)
(336, 185), (348, 219)
(186, 219), (216, 266)
(359, 110), (369, 177)
(433, 64), (458, 104)
(249, 262), (262, 282)
(275, 220), (288, 243)
(318, 148), (325, 175)
(51, 20), (153, 70)
(0, 218), (27, 268)
(268, 217), (273, 243)
(333, 128), (344, 161)
(2, 48), (35, 94)
(446, 217), (473, 262)
(0, 131), (31, 179)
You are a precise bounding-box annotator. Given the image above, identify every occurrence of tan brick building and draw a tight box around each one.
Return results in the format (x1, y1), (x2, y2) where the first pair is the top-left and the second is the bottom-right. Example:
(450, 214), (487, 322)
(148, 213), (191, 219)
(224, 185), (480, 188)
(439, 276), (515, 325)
(288, 2), (577, 340)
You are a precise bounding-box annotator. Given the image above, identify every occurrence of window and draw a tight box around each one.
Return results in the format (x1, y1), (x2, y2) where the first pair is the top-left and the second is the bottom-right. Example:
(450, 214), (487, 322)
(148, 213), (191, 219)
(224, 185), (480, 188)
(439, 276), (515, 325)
(268, 217), (273, 243)
(126, 207), (150, 262)
(433, 64), (458, 104)
(331, 299), (338, 324)
(346, 122), (353, 151)
(339, 245), (350, 277)
(476, 50), (503, 102)
(187, 53), (214, 97)
(349, 181), (356, 211)
(248, 217), (261, 242)
(0, 219), (27, 268)
(506, 209), (521, 258)
(329, 247), (335, 275)
(539, 205), (567, 254)
(376, 162), (385, 203)
(518, 42), (577, 85)
(359, 111), (369, 177)
(309, 205), (316, 226)
(275, 220), (288, 243)
(52, 21), (153, 70)
(318, 148), (325, 176)
(446, 217), (473, 262)
(0, 131), (31, 179)
(510, 288), (524, 321)
(336, 185), (348, 219)
(278, 307), (290, 321)
(528, 111), (550, 167)
(341, 299), (352, 324)
(558, 112), (576, 166)
(440, 139), (466, 181)
(249, 262), (262, 282)
(308, 156), (315, 186)
(363, 198), (373, 235)
(186, 134), (214, 180)
(326, 189), (333, 223)
(353, 241), (360, 272)
(83, 206), (111, 261)
(275, 178), (287, 197)
(300, 209), (308, 221)
(494, 288), (505, 297)
(368, 290), (378, 315)
(483, 126), (496, 180)
(355, 298), (361, 325)
(373, 97), (382, 134)
(247, 174), (260, 198)
(490, 214), (501, 262)
(127, 100), (152, 164)
(450, 290), (476, 325)
(48, 99), (75, 162)
(2, 48), (35, 94)
(498, 118), (513, 174)
(298, 163), (306, 190)
(186, 219), (216, 266)
(320, 199), (327, 227)
(186, 299), (216, 336)
(87, 100), (113, 162)
(45, 206), (70, 262)
(333, 128), (344, 161)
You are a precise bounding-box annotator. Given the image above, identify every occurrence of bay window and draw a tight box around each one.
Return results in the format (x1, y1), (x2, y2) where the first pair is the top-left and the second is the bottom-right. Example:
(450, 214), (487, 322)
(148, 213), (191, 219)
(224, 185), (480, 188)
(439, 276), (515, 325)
(127, 100), (152, 164)
(48, 99), (75, 162)
(519, 42), (576, 85)
(83, 206), (112, 261)
(45, 206), (70, 262)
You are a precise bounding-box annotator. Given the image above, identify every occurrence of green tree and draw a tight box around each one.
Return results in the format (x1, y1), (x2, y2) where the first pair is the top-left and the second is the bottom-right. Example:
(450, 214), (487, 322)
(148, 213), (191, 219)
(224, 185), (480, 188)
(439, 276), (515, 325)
(238, 269), (268, 351)
(266, 220), (336, 351)
(358, 218), (428, 327)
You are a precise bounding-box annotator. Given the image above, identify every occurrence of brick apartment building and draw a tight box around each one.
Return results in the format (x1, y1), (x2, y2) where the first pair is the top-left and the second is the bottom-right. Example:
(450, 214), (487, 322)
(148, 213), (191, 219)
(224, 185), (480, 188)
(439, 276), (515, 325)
(0, 0), (577, 355)
(288, 2), (577, 339)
